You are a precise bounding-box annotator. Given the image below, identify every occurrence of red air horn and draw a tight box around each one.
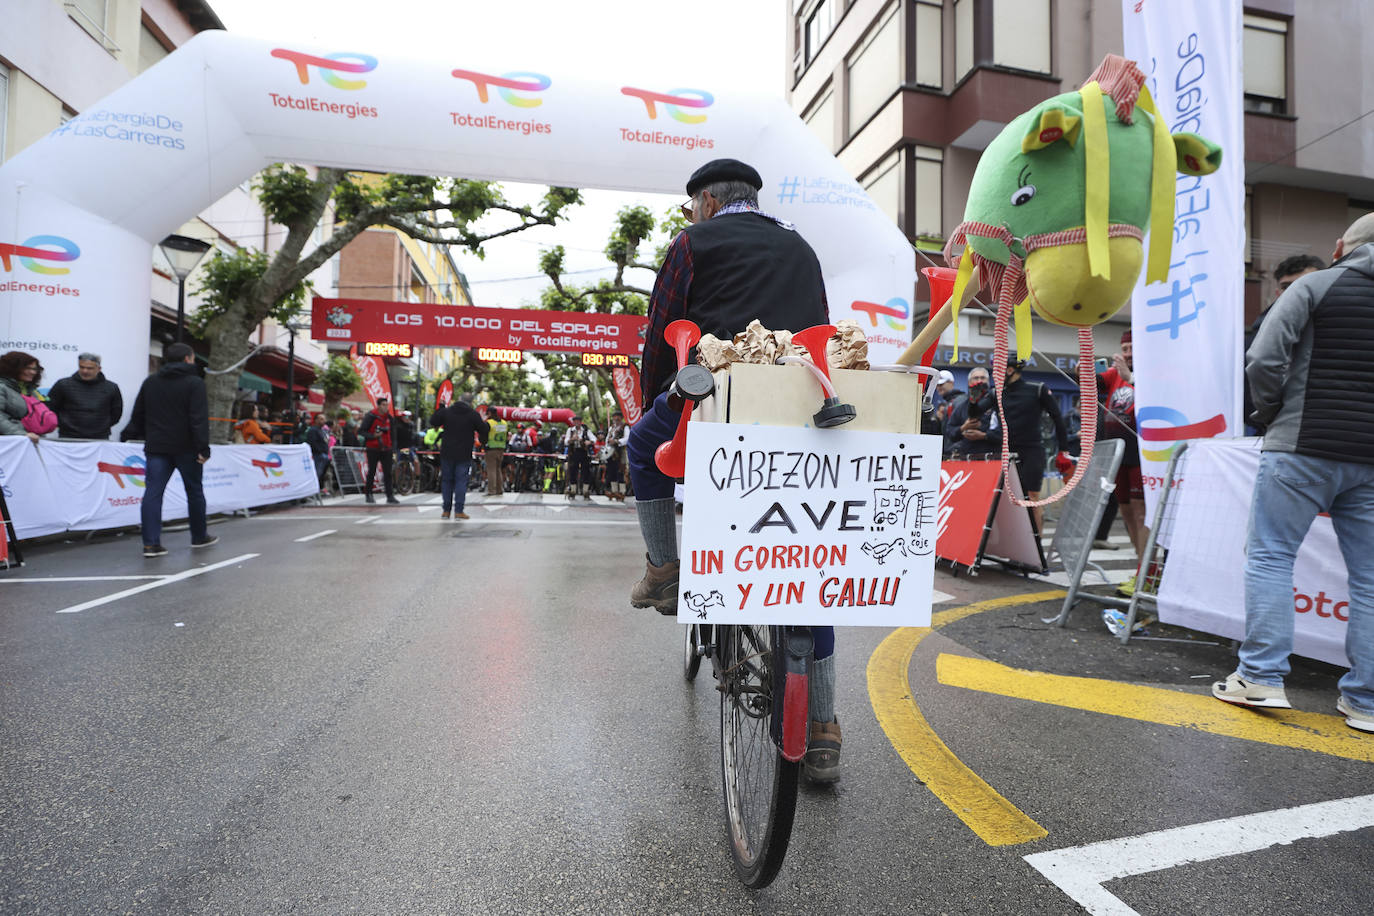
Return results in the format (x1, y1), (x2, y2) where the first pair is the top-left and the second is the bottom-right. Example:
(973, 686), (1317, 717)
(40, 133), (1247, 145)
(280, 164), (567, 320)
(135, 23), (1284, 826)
(654, 319), (713, 478)
(788, 324), (856, 428)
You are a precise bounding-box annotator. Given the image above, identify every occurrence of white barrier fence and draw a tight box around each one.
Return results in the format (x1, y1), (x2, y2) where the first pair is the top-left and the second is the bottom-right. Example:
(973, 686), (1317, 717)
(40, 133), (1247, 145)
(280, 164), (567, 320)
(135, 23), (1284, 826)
(1157, 438), (1351, 668)
(0, 438), (317, 540)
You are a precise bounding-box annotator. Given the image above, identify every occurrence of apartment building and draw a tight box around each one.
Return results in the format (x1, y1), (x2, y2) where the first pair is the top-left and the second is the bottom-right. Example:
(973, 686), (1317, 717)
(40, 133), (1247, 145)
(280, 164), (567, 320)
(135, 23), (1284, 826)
(786, 0), (1374, 391)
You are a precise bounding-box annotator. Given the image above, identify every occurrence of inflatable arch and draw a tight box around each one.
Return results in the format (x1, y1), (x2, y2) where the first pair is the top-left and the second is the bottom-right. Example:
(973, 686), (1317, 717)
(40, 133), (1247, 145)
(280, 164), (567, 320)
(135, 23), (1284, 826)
(0, 31), (915, 416)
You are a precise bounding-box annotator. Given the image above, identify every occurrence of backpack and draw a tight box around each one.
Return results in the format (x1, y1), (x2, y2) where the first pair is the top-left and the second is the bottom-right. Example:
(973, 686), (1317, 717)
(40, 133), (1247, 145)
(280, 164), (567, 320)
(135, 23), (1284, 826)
(21, 395), (58, 435)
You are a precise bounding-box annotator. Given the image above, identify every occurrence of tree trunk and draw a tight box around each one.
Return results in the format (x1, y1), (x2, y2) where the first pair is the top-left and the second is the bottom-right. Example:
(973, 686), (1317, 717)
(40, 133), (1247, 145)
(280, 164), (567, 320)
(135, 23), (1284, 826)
(204, 305), (258, 444)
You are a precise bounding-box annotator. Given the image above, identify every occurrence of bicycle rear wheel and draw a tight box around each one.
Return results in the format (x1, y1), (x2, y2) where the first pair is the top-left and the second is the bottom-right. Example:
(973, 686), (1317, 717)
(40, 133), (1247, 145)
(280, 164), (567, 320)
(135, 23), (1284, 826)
(718, 624), (799, 888)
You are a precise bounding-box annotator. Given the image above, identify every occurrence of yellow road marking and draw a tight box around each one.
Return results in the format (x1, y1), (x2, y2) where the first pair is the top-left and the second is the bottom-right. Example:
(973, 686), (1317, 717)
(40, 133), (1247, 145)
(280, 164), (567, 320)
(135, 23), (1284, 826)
(867, 591), (1065, 846)
(937, 654), (1374, 764)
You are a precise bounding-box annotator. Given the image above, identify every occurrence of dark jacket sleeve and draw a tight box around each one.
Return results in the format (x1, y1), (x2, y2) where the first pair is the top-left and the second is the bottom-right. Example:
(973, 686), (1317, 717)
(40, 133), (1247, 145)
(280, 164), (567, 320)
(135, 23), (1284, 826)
(123, 382), (147, 441)
(943, 397), (967, 454)
(47, 378), (68, 415)
(189, 377), (210, 458)
(1039, 385), (1070, 452)
(477, 418), (490, 445)
(109, 381), (123, 430)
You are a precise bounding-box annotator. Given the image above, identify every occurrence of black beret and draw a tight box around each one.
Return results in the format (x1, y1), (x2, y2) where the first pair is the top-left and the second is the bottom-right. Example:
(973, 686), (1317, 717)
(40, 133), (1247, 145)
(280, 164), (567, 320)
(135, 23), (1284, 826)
(686, 159), (763, 197)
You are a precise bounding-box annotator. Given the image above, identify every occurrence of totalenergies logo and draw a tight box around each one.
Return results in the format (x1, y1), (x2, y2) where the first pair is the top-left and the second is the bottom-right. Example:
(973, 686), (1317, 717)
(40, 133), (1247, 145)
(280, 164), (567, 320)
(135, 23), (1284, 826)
(0, 236), (81, 275)
(451, 70), (551, 107)
(1137, 406), (1227, 461)
(620, 86), (714, 123)
(97, 456), (147, 489)
(271, 49), (378, 89)
(851, 297), (911, 332)
(251, 452), (285, 477)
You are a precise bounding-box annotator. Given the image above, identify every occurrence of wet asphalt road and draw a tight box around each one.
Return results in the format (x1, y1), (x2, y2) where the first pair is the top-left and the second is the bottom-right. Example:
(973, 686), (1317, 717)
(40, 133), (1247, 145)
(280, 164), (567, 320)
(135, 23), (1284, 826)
(1, 492), (1371, 914)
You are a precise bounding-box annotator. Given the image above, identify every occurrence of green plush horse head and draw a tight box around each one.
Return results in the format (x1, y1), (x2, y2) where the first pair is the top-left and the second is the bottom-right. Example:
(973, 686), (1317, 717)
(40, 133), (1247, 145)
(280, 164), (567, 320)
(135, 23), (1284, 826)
(948, 55), (1222, 331)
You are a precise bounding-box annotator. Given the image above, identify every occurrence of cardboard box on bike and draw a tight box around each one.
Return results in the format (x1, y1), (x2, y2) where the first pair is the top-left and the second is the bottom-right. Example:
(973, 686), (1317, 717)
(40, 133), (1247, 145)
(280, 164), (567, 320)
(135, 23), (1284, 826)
(694, 362), (923, 434)
(678, 361), (940, 628)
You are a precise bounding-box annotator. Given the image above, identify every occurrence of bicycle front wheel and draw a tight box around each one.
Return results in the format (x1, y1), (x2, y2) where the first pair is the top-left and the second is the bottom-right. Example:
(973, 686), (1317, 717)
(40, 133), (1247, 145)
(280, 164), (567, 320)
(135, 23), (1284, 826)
(718, 624), (799, 889)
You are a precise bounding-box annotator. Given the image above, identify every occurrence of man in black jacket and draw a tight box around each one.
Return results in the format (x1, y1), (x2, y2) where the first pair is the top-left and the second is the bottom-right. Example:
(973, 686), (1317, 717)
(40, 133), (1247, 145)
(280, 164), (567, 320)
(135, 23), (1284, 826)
(969, 357), (1073, 525)
(48, 352), (122, 439)
(429, 392), (488, 519)
(123, 342), (215, 557)
(358, 398), (400, 505)
(305, 412), (332, 491)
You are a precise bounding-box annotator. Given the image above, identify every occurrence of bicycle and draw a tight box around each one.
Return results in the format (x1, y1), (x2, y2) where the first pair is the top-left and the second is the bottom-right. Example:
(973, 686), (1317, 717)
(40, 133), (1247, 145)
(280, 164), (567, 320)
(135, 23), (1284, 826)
(658, 319), (841, 889)
(392, 448), (419, 495)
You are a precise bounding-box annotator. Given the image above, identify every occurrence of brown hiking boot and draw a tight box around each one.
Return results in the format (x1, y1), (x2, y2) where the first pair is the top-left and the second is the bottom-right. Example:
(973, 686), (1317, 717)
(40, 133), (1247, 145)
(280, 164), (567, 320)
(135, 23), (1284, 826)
(804, 718), (841, 784)
(630, 554), (679, 615)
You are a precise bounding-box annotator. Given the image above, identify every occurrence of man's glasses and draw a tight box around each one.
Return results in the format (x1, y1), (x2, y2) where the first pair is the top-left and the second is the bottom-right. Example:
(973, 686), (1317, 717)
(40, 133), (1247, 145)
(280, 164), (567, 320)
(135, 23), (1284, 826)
(680, 199), (696, 223)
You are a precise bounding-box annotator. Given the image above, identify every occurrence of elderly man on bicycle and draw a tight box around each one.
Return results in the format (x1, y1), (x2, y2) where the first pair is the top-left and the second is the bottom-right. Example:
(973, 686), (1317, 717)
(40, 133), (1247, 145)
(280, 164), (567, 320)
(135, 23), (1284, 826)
(626, 157), (842, 783)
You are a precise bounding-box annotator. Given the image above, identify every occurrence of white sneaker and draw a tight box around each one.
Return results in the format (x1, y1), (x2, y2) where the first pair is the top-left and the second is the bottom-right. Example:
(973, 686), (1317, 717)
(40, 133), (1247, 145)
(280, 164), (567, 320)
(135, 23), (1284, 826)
(1337, 696), (1374, 733)
(1212, 671), (1291, 709)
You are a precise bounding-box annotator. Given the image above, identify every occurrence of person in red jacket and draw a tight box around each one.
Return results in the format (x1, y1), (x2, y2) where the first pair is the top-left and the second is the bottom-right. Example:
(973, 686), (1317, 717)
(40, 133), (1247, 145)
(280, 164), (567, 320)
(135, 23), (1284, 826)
(359, 397), (399, 504)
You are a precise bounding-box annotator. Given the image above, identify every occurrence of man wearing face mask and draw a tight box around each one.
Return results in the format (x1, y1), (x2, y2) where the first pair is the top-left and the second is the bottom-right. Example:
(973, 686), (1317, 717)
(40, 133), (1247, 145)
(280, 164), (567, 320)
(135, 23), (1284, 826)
(969, 357), (1073, 524)
(943, 366), (1001, 459)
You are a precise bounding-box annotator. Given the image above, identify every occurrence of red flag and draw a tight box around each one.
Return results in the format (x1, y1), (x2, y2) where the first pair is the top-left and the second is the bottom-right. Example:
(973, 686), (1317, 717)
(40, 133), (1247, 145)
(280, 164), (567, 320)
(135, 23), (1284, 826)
(435, 378), (454, 410)
(611, 364), (643, 425)
(349, 345), (392, 407)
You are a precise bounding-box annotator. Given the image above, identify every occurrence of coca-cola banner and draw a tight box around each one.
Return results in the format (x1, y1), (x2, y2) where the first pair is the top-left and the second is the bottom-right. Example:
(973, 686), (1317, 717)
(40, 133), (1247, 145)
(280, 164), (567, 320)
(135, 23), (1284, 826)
(490, 406), (574, 424)
(349, 344), (391, 407)
(611, 365), (643, 425)
(935, 460), (1003, 568)
(435, 378), (454, 410)
(317, 299), (648, 357)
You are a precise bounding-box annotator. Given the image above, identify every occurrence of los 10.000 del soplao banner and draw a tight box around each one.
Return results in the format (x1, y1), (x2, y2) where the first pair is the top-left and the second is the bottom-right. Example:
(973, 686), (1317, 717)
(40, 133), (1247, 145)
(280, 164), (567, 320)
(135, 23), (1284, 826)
(678, 423), (941, 627)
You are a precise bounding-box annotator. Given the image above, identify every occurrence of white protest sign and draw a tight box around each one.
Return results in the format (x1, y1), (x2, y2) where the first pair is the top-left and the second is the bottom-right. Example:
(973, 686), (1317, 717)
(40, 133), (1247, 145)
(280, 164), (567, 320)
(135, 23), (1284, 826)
(679, 423), (941, 627)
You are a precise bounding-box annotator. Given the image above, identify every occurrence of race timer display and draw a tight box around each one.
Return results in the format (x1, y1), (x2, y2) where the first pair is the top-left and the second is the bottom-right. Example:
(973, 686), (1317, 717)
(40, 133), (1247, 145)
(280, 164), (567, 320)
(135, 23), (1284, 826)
(361, 342), (413, 358)
(581, 353), (631, 367)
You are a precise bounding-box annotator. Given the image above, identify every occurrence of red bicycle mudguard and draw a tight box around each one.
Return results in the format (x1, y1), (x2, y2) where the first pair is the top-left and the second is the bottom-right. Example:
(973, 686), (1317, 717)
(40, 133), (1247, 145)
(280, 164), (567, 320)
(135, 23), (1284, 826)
(780, 673), (810, 763)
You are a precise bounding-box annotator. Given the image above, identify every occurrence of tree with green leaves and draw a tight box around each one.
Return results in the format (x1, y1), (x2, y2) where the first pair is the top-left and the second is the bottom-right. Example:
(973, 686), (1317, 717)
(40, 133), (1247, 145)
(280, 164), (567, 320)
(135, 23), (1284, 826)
(316, 355), (363, 421)
(191, 165), (580, 441)
(534, 203), (684, 427)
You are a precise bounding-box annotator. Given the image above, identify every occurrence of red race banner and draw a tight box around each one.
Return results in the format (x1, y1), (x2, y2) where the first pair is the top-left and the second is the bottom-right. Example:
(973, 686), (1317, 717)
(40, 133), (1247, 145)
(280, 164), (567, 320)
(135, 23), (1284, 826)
(435, 378), (454, 410)
(490, 406), (575, 424)
(349, 344), (391, 407)
(611, 364), (643, 425)
(313, 298), (647, 357)
(936, 459), (1003, 567)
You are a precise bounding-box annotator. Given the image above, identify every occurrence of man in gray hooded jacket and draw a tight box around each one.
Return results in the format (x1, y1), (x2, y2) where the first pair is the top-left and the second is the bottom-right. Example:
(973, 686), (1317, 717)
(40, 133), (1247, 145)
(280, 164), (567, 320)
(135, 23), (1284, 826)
(1213, 213), (1374, 734)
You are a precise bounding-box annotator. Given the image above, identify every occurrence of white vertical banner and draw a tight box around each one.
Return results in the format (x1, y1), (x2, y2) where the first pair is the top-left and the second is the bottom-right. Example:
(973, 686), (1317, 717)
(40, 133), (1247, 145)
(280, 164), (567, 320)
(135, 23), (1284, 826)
(1123, 1), (1245, 519)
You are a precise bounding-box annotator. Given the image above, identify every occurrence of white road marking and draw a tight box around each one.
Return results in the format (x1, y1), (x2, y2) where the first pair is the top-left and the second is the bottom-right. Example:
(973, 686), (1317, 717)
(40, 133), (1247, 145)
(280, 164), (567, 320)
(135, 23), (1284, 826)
(932, 590), (956, 604)
(55, 554), (260, 614)
(483, 504), (507, 512)
(1024, 793), (1374, 916)
(1, 575), (169, 583)
(354, 516), (379, 525)
(293, 529), (337, 542)
(416, 506), (441, 513)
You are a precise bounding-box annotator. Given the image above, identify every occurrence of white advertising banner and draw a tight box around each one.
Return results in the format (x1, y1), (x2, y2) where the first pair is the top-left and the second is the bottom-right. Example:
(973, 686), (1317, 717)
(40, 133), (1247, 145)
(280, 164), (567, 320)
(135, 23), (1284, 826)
(1123, 0), (1246, 519)
(0, 32), (917, 420)
(679, 423), (940, 627)
(0, 441), (316, 540)
(1157, 439), (1350, 669)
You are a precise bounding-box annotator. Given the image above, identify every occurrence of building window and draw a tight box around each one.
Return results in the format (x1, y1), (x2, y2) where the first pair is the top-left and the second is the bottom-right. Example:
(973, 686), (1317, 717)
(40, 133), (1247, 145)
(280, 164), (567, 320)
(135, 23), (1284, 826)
(914, 1), (943, 89)
(914, 145), (943, 240)
(847, 3), (900, 137)
(804, 0), (836, 67)
(1244, 186), (1253, 266)
(1243, 13), (1287, 114)
(862, 150), (902, 226)
(992, 0), (1051, 74)
(138, 23), (171, 72)
(954, 0), (974, 82)
(65, 0), (118, 52)
(803, 85), (836, 153)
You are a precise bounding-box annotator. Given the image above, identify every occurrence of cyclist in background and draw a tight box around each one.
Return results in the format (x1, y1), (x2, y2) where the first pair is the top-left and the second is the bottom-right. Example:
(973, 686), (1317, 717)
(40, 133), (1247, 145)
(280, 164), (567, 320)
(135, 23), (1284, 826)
(626, 158), (841, 783)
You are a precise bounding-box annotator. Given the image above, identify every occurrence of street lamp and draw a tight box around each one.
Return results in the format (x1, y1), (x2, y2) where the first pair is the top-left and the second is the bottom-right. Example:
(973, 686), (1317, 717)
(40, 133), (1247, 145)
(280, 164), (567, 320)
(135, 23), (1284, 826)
(158, 234), (212, 343)
(284, 321), (309, 443)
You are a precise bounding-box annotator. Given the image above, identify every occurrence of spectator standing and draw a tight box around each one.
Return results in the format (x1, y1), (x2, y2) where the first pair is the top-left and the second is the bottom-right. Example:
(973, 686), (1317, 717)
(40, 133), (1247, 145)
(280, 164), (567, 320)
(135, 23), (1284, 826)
(1098, 329), (1146, 560)
(1213, 213), (1374, 734)
(336, 409), (360, 447)
(563, 414), (594, 500)
(944, 366), (1001, 459)
(0, 351), (43, 443)
(358, 397), (400, 505)
(123, 342), (216, 557)
(234, 403), (272, 444)
(604, 412), (628, 501)
(969, 357), (1073, 529)
(484, 408), (508, 496)
(1243, 254), (1326, 435)
(46, 352), (122, 439)
(430, 393), (488, 519)
(305, 412), (332, 492)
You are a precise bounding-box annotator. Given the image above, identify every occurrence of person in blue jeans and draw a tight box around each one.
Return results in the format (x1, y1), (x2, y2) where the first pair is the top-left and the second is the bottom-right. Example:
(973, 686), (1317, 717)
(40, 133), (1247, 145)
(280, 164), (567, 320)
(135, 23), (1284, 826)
(1213, 213), (1374, 734)
(429, 392), (488, 519)
(627, 158), (842, 782)
(123, 342), (216, 557)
